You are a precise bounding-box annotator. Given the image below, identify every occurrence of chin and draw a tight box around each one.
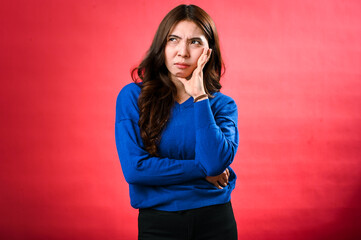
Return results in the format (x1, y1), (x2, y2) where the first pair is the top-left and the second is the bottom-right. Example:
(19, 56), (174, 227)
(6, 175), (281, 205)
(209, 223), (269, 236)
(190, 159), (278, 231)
(175, 70), (193, 78)
(175, 73), (190, 78)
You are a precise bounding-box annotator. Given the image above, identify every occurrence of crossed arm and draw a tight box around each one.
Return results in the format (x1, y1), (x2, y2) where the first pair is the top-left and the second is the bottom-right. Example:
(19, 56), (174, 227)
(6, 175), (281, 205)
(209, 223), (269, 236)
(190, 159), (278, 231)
(115, 118), (234, 189)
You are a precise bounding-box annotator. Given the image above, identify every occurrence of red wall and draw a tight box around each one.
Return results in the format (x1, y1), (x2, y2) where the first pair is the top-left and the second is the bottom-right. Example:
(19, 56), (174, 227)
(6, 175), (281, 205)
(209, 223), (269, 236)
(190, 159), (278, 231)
(1, 0), (361, 239)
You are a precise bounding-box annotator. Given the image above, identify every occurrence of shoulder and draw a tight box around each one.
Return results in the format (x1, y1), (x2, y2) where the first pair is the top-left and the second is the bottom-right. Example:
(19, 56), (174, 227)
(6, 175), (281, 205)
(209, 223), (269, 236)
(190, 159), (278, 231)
(116, 82), (141, 105)
(117, 82), (141, 100)
(209, 92), (238, 123)
(115, 83), (141, 122)
(209, 92), (237, 112)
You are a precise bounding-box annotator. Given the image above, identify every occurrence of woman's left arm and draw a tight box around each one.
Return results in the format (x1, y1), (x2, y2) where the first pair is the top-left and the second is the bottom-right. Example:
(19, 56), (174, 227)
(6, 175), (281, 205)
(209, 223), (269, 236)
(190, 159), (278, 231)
(194, 97), (238, 176)
(177, 47), (238, 177)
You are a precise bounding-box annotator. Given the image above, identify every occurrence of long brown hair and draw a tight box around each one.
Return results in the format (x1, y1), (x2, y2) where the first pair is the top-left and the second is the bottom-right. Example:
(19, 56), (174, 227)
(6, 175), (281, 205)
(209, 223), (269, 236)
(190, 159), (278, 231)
(132, 4), (224, 156)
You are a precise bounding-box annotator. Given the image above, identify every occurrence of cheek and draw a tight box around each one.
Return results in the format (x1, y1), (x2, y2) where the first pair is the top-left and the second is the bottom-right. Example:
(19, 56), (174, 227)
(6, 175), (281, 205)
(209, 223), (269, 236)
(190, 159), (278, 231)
(191, 49), (204, 65)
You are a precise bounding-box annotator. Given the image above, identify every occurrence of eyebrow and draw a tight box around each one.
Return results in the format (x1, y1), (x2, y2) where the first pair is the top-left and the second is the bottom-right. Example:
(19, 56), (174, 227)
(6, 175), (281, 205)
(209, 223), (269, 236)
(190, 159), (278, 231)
(168, 34), (204, 42)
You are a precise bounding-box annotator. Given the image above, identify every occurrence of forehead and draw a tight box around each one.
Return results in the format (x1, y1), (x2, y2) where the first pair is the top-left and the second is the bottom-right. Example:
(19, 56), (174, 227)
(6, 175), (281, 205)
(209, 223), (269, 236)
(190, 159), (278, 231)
(168, 20), (205, 37)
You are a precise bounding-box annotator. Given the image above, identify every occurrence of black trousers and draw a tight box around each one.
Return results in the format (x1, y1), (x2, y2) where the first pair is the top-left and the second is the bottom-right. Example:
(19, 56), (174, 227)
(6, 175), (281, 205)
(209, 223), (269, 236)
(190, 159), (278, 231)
(138, 202), (238, 240)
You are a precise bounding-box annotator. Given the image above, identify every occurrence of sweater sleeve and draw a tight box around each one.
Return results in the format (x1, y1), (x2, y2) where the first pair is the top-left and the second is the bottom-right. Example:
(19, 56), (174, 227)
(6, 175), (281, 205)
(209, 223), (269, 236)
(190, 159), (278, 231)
(115, 84), (206, 186)
(194, 97), (239, 176)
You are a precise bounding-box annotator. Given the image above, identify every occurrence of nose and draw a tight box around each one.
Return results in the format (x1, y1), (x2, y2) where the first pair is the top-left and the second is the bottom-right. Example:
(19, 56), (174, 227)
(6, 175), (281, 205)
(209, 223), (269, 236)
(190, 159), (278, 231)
(177, 41), (189, 58)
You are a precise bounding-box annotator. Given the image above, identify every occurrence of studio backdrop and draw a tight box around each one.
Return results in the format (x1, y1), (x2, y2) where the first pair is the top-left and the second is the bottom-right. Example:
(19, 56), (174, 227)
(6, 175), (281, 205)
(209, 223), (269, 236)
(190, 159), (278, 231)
(1, 0), (361, 239)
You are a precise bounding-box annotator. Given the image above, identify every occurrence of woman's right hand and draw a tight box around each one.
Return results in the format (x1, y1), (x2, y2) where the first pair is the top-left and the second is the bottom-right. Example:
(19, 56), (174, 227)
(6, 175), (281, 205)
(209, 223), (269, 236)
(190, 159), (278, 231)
(205, 168), (230, 189)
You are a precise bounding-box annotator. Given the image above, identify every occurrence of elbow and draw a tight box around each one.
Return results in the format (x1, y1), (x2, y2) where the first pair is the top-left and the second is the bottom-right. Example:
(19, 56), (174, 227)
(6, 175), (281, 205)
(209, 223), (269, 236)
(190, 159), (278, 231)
(123, 172), (137, 185)
(124, 176), (137, 185)
(122, 167), (143, 185)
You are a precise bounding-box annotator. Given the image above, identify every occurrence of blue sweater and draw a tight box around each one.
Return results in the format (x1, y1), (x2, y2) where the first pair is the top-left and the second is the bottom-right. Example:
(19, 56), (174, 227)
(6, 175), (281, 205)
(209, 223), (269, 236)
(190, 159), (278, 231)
(115, 83), (239, 211)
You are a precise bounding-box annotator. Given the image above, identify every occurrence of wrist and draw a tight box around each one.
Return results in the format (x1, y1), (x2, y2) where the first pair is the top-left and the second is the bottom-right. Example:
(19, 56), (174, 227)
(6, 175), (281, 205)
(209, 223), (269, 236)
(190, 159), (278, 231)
(193, 94), (208, 103)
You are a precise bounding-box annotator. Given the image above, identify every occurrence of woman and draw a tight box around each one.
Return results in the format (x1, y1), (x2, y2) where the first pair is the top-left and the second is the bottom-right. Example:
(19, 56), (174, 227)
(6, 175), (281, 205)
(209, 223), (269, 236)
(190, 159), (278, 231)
(115, 4), (238, 240)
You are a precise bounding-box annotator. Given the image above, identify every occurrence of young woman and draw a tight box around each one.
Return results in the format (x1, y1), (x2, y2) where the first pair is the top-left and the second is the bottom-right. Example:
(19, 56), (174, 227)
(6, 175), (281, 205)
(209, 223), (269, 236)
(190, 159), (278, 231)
(115, 4), (239, 240)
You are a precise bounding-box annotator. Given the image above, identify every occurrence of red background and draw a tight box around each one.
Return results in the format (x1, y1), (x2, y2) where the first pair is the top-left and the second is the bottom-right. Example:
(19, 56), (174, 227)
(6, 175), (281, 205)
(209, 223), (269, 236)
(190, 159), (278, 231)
(1, 0), (361, 239)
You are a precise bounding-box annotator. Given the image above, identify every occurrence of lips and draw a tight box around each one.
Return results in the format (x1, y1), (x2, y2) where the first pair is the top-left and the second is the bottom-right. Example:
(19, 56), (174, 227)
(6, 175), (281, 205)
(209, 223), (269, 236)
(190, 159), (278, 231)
(174, 63), (190, 69)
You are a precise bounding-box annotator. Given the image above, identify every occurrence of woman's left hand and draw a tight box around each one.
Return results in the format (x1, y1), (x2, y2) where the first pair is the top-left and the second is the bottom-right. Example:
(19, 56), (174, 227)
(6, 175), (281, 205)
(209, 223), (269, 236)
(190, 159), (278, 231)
(177, 47), (212, 98)
(205, 168), (230, 189)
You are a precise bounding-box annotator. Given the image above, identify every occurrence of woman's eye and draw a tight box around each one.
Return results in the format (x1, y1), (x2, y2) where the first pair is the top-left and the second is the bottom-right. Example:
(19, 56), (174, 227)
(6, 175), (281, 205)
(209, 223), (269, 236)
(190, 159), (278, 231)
(168, 38), (177, 42)
(191, 40), (201, 45)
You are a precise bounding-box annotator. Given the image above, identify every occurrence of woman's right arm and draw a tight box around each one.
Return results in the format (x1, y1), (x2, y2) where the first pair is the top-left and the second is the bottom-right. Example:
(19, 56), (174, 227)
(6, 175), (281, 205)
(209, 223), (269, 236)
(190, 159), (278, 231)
(115, 119), (207, 186)
(115, 84), (207, 186)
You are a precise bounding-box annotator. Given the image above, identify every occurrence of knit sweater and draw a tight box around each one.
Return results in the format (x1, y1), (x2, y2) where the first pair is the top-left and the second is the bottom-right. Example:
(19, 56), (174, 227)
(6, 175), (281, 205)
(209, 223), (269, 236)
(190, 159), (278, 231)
(115, 83), (238, 211)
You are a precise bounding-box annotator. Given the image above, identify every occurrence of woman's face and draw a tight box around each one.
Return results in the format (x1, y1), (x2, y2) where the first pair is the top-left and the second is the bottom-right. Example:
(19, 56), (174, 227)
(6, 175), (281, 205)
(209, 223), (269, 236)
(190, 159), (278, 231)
(165, 20), (209, 82)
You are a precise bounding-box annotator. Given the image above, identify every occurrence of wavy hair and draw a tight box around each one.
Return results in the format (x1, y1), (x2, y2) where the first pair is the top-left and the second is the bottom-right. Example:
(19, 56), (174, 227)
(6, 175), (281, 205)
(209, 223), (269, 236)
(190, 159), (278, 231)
(132, 4), (224, 156)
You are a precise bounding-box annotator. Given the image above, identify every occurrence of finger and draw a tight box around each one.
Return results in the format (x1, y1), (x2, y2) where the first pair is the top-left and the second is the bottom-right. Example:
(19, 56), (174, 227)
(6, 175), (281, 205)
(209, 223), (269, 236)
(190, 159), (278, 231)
(206, 48), (212, 63)
(200, 48), (212, 70)
(197, 47), (209, 69)
(214, 182), (223, 189)
(197, 47), (206, 62)
(202, 48), (212, 64)
(219, 179), (228, 187)
(226, 168), (230, 178)
(219, 179), (227, 187)
(222, 173), (228, 184)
